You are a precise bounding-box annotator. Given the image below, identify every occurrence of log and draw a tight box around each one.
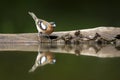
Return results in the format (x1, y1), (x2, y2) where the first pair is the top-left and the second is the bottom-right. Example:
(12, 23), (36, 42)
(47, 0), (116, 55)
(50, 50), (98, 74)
(0, 27), (119, 43)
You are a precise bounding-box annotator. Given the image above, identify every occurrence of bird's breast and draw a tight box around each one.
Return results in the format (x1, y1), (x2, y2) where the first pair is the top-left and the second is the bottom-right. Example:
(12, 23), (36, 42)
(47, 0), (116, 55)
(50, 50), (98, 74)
(45, 26), (54, 34)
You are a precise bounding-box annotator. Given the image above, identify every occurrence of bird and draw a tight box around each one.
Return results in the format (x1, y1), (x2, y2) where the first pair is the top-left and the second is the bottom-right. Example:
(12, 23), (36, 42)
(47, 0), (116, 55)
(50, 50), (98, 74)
(29, 51), (56, 72)
(28, 12), (56, 41)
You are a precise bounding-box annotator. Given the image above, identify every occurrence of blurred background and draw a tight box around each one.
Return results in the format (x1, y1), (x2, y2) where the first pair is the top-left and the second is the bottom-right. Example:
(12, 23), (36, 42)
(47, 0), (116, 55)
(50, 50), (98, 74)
(0, 0), (120, 33)
(0, 1), (120, 80)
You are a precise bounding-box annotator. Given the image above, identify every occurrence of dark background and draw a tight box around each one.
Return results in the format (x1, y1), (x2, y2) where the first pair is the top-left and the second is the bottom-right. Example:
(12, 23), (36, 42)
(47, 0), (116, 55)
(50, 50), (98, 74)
(0, 0), (120, 33)
(0, 1), (120, 80)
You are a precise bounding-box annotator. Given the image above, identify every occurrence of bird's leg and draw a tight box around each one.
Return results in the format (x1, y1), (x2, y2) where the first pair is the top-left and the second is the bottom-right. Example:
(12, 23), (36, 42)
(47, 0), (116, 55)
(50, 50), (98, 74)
(46, 34), (52, 43)
(38, 32), (43, 43)
(38, 32), (52, 43)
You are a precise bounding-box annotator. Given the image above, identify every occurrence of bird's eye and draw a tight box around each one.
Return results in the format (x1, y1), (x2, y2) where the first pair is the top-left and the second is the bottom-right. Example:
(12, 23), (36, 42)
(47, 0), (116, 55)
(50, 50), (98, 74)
(39, 22), (47, 30)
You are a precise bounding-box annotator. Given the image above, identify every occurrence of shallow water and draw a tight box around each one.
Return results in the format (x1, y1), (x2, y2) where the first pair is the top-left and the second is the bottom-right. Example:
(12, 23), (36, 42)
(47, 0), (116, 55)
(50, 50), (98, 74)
(0, 43), (120, 80)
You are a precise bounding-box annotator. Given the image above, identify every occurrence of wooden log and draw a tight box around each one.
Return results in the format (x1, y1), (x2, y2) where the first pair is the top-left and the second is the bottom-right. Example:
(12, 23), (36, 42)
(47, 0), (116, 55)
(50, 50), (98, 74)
(0, 27), (119, 43)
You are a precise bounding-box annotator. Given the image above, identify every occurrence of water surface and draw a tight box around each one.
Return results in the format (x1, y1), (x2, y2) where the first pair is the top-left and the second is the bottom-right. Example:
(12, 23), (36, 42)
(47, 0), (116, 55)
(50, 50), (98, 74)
(0, 43), (120, 80)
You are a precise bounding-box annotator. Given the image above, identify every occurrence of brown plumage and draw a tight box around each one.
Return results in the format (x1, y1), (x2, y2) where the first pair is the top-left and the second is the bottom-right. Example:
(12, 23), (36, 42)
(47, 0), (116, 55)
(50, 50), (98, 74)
(28, 12), (56, 36)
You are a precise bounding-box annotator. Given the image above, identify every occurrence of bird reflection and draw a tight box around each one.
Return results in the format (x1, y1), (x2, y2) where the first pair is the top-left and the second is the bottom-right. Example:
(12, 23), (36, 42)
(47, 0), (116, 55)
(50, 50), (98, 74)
(29, 51), (56, 72)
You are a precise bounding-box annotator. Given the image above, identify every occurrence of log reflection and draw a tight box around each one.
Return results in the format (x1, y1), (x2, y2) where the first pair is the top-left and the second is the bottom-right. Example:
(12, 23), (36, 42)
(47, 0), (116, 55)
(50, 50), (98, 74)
(0, 42), (120, 72)
(0, 43), (120, 58)
(38, 43), (120, 58)
(28, 43), (120, 72)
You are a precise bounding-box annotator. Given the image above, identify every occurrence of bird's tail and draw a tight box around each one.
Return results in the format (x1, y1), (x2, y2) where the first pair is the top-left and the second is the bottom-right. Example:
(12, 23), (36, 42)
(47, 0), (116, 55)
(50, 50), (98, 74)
(28, 12), (38, 21)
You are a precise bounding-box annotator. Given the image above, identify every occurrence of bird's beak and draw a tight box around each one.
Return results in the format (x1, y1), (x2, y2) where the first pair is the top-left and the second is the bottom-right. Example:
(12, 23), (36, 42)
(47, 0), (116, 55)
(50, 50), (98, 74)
(49, 22), (56, 27)
(52, 24), (56, 27)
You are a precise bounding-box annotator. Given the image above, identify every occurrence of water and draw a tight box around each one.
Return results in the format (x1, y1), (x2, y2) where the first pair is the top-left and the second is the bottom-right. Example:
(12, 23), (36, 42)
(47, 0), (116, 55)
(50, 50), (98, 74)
(0, 43), (120, 80)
